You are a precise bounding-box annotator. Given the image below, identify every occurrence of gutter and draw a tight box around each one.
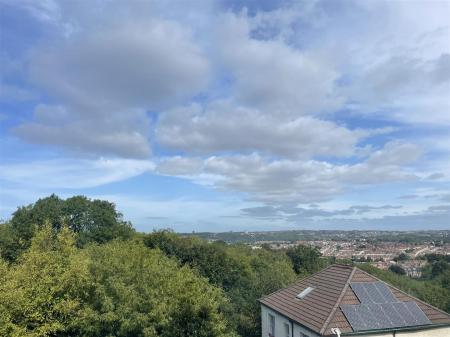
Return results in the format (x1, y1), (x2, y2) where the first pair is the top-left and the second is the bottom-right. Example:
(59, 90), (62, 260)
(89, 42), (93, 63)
(341, 323), (450, 336)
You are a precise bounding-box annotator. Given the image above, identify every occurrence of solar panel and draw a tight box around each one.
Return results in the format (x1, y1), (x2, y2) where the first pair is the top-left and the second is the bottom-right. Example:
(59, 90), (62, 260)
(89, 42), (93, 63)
(393, 302), (417, 326)
(381, 303), (408, 328)
(364, 283), (386, 304)
(350, 283), (372, 303)
(341, 304), (368, 331)
(351, 282), (397, 304)
(358, 304), (380, 329)
(375, 282), (397, 303)
(367, 303), (394, 328)
(343, 282), (432, 332)
(404, 302), (432, 325)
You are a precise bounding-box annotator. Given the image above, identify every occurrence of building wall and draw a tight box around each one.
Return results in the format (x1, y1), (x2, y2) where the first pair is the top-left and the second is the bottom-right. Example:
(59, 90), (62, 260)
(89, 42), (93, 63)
(292, 321), (320, 337)
(261, 305), (320, 337)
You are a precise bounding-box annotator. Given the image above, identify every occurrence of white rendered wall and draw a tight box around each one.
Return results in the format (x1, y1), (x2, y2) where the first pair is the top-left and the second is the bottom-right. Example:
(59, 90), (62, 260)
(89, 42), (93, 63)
(292, 322), (320, 337)
(261, 305), (320, 337)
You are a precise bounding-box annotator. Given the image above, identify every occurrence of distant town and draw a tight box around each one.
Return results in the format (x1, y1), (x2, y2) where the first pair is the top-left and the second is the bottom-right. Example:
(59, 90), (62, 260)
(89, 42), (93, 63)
(184, 230), (450, 278)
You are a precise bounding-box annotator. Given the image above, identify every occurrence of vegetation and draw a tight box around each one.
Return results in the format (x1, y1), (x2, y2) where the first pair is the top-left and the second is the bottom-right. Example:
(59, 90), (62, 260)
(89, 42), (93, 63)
(1, 195), (133, 261)
(0, 195), (449, 337)
(286, 244), (328, 275)
(143, 231), (297, 337)
(389, 264), (406, 275)
(0, 225), (235, 337)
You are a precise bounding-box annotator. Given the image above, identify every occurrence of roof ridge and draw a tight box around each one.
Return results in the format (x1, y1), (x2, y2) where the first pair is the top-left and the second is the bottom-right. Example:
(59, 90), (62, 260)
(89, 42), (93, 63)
(354, 267), (450, 318)
(259, 264), (344, 302)
(320, 266), (357, 335)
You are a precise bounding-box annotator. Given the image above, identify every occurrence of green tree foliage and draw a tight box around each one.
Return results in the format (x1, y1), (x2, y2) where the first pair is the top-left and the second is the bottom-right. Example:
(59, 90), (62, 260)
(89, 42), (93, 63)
(2, 195), (133, 261)
(285, 244), (328, 275)
(143, 230), (297, 337)
(393, 253), (410, 262)
(421, 254), (450, 280)
(0, 225), (91, 337)
(389, 264), (406, 275)
(0, 226), (236, 337)
(0, 222), (16, 261)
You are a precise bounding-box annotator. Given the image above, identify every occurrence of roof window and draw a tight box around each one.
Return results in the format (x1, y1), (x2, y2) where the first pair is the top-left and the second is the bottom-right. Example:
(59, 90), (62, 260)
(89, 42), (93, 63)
(296, 286), (315, 299)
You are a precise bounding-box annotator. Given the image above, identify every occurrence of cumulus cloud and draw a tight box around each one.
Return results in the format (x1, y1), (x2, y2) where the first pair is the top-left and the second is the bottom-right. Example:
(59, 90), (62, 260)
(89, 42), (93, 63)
(29, 20), (209, 109)
(157, 101), (368, 158)
(216, 11), (341, 116)
(157, 141), (422, 204)
(15, 105), (152, 158)
(13, 5), (210, 158)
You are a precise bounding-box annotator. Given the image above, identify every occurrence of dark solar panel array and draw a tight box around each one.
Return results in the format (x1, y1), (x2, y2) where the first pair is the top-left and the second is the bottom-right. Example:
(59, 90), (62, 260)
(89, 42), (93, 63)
(351, 281), (395, 304)
(375, 281), (397, 302)
(341, 282), (432, 332)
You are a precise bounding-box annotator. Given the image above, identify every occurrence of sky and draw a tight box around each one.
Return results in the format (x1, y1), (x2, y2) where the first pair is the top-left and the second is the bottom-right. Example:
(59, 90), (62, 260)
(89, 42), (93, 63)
(0, 0), (449, 233)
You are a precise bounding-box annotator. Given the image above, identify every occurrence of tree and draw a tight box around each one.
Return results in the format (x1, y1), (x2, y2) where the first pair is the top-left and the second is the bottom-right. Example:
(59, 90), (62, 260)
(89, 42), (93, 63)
(4, 195), (134, 260)
(0, 225), (90, 337)
(0, 222), (18, 261)
(0, 226), (236, 337)
(285, 244), (326, 275)
(389, 264), (406, 275)
(394, 253), (410, 262)
(77, 240), (236, 337)
(143, 231), (297, 337)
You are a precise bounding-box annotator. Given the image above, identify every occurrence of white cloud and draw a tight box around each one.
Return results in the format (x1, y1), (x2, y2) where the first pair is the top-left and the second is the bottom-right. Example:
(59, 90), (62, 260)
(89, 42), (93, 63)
(15, 105), (152, 158)
(14, 9), (210, 158)
(29, 20), (209, 110)
(157, 101), (367, 158)
(0, 158), (155, 189)
(216, 11), (341, 116)
(157, 141), (422, 205)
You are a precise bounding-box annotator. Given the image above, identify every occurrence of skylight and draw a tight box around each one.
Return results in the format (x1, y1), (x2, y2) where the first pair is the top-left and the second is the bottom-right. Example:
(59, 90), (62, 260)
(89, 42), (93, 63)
(297, 286), (315, 299)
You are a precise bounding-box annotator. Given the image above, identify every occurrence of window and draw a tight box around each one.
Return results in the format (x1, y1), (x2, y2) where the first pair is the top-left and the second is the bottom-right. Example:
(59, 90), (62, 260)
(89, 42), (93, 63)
(284, 322), (290, 337)
(296, 286), (315, 299)
(268, 313), (275, 337)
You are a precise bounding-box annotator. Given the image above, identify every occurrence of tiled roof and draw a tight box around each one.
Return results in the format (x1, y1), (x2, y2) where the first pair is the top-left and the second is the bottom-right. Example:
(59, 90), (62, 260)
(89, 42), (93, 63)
(259, 264), (450, 336)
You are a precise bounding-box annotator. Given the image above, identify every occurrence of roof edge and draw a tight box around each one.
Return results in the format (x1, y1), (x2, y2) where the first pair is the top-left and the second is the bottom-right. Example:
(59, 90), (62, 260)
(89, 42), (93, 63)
(320, 266), (357, 335)
(340, 322), (450, 336)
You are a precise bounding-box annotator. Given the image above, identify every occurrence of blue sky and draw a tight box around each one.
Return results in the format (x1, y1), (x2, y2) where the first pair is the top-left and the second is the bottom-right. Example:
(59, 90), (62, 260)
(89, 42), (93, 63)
(0, 0), (449, 232)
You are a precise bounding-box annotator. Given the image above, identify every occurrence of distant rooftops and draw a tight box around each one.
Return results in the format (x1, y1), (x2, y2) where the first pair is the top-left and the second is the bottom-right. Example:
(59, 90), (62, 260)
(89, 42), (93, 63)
(259, 264), (450, 336)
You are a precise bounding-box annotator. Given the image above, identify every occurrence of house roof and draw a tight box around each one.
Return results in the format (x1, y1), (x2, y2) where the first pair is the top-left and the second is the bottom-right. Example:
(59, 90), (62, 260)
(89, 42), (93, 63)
(259, 264), (450, 336)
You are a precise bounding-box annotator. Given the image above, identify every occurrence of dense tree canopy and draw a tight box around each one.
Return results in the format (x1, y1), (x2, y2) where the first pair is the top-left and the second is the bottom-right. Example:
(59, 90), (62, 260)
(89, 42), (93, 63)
(0, 225), (236, 337)
(1, 195), (133, 261)
(143, 231), (297, 337)
(389, 264), (406, 275)
(286, 244), (327, 275)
